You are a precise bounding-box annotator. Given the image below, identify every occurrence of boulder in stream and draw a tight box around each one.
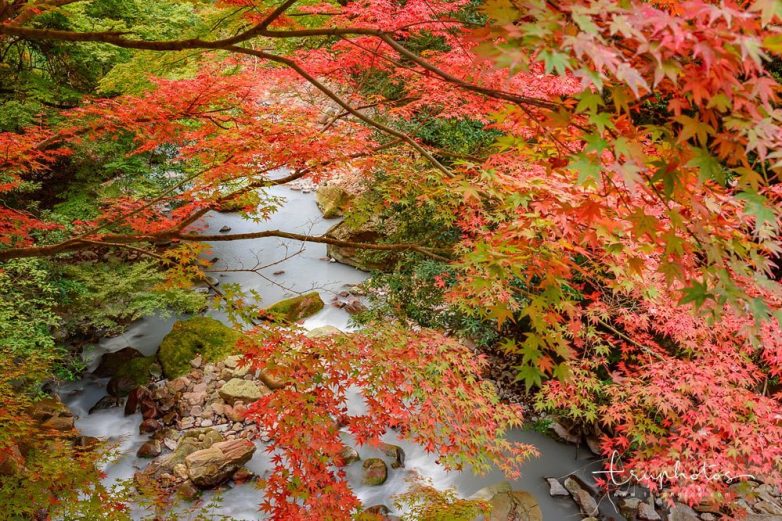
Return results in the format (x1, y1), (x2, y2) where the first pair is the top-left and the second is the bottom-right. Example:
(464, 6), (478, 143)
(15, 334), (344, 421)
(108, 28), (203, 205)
(325, 219), (397, 272)
(638, 500), (662, 520)
(316, 184), (352, 218)
(106, 355), (159, 397)
(185, 438), (256, 488)
(158, 317), (241, 378)
(470, 481), (542, 521)
(31, 396), (75, 432)
(337, 446), (360, 466)
(89, 395), (119, 414)
(378, 443), (405, 469)
(176, 480), (201, 501)
(93, 347), (143, 377)
(264, 292), (324, 322)
(362, 458), (388, 486)
(137, 440), (162, 458)
(564, 476), (599, 517)
(669, 503), (699, 521)
(545, 477), (569, 496)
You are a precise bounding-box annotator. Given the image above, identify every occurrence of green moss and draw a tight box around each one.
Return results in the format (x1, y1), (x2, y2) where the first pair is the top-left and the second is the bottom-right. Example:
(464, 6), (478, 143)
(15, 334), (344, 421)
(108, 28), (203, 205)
(265, 292), (325, 322)
(158, 317), (241, 378)
(114, 355), (158, 385)
(315, 185), (352, 218)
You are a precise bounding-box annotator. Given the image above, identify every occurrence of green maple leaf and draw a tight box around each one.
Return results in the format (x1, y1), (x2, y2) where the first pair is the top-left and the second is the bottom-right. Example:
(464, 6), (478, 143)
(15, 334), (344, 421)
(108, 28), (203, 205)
(552, 362), (571, 381)
(584, 133), (608, 154)
(539, 49), (571, 75)
(569, 153), (601, 186)
(687, 147), (725, 185)
(589, 112), (614, 133)
(679, 280), (712, 308)
(736, 190), (778, 236)
(515, 363), (544, 390)
(576, 90), (604, 114)
(487, 303), (514, 326)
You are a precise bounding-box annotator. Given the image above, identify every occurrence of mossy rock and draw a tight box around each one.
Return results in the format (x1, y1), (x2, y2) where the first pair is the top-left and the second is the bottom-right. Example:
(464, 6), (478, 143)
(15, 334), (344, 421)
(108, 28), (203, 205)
(325, 220), (397, 272)
(93, 347), (143, 377)
(362, 458), (388, 486)
(265, 292), (324, 322)
(115, 355), (159, 385)
(316, 184), (352, 218)
(158, 317), (241, 378)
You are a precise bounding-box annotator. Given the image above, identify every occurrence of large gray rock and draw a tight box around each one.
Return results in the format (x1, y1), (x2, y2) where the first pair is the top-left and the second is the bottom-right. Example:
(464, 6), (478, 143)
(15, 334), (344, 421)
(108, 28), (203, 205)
(669, 503), (699, 521)
(638, 501), (661, 520)
(185, 439), (256, 488)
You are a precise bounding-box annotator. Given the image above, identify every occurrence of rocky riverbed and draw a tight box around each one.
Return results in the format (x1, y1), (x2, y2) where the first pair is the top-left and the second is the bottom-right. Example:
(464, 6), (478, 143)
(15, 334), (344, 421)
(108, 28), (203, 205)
(52, 184), (782, 521)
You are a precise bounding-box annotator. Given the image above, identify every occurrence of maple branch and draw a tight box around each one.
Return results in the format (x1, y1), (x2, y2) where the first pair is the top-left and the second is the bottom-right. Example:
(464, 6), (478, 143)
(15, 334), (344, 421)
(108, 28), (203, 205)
(376, 34), (558, 111)
(0, 24), (558, 110)
(177, 229), (451, 261)
(0, 23), (380, 51)
(224, 45), (452, 177)
(258, 0), (299, 30)
(0, 228), (451, 262)
(595, 319), (665, 362)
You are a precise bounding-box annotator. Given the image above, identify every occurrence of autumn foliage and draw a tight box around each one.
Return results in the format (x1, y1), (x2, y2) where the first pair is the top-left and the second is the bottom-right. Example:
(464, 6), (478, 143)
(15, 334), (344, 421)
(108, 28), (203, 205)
(2, 0), (782, 517)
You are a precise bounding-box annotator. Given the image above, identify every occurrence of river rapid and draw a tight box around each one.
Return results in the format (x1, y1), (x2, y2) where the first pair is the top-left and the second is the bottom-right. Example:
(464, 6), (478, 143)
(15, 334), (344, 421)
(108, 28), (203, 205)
(58, 185), (616, 520)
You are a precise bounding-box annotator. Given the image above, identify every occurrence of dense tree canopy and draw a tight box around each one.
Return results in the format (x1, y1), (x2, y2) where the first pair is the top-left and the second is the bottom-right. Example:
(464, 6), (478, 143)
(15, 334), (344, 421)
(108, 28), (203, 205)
(1, 0), (782, 518)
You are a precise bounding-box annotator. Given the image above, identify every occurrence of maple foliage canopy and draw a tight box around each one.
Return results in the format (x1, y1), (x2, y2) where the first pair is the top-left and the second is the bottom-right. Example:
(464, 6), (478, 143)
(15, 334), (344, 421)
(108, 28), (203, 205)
(2, 0), (782, 516)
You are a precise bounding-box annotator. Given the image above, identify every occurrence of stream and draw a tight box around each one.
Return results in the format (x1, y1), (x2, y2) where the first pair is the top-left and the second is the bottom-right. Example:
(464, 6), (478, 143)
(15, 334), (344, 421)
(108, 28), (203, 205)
(58, 185), (619, 520)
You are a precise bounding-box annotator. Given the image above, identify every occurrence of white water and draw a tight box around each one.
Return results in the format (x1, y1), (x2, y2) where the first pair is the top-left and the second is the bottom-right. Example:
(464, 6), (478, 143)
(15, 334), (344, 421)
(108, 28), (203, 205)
(59, 186), (615, 520)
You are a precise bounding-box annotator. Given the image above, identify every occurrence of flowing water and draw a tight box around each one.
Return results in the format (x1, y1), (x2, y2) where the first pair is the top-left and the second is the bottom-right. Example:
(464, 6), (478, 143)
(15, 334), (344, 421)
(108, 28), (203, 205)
(58, 185), (620, 520)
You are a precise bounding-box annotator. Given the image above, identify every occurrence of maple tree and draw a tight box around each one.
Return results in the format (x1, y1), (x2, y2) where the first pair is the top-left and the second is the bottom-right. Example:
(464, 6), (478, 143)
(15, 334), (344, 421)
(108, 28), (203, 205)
(1, 0), (782, 517)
